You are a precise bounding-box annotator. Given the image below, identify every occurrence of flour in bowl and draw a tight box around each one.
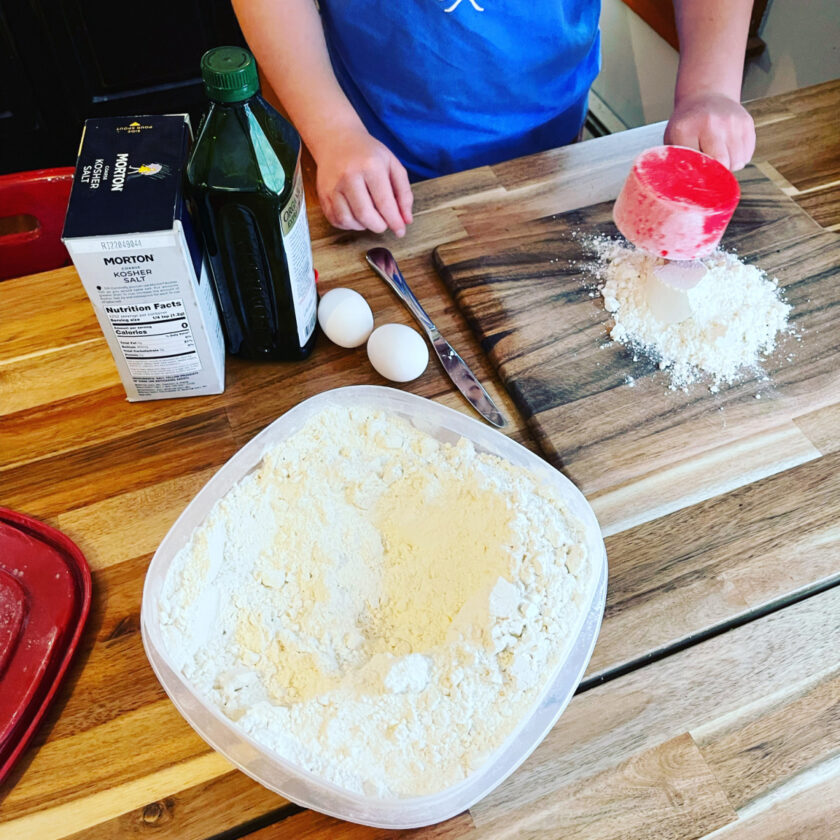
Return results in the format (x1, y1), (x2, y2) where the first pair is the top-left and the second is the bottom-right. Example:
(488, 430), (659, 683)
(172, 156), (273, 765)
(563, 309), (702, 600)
(159, 405), (595, 797)
(593, 239), (792, 391)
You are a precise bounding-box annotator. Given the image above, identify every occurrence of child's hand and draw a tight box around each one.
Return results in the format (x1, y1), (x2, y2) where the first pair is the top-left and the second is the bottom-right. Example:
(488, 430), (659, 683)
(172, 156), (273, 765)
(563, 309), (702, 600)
(664, 93), (756, 171)
(313, 127), (414, 238)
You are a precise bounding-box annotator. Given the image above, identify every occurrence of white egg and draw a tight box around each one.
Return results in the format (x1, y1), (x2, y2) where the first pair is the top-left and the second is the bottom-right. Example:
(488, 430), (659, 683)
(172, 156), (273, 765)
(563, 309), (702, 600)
(317, 288), (374, 348)
(367, 324), (429, 382)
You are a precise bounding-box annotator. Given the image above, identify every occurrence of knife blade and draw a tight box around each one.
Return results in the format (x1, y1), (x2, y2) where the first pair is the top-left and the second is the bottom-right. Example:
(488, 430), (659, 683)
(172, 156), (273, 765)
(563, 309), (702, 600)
(365, 247), (506, 428)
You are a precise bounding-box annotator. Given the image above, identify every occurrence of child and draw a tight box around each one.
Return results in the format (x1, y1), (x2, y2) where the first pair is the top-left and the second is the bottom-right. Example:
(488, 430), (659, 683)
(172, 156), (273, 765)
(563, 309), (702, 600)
(233, 1), (756, 237)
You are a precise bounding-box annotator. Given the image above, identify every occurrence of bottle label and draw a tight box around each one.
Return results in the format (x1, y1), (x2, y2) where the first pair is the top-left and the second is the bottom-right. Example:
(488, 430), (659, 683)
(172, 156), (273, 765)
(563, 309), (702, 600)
(279, 160), (317, 347)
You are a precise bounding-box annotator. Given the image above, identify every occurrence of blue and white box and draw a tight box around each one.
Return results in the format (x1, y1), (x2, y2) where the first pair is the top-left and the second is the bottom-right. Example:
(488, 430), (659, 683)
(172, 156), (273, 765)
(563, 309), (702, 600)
(62, 115), (225, 401)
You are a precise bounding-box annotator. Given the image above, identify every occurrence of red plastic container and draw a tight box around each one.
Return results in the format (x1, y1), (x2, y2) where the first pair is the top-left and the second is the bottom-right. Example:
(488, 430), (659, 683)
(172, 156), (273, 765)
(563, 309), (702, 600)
(0, 167), (74, 281)
(613, 146), (740, 261)
(0, 508), (92, 787)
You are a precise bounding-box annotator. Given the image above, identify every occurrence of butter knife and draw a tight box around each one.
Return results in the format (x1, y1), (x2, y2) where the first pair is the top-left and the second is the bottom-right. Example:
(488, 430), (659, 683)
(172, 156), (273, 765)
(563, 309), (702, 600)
(366, 247), (506, 428)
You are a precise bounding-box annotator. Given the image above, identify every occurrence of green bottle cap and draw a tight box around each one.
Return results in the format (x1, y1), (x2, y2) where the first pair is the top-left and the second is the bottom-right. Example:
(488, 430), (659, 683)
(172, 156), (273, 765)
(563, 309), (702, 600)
(200, 46), (259, 103)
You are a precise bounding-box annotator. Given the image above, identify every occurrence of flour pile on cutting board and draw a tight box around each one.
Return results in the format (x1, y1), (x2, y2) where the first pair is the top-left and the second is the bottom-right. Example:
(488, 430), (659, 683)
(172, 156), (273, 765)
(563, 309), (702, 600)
(592, 239), (792, 390)
(159, 406), (595, 797)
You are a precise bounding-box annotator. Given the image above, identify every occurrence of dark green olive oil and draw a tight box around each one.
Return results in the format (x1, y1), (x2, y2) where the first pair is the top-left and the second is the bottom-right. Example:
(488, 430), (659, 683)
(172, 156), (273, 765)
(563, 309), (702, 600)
(186, 47), (317, 361)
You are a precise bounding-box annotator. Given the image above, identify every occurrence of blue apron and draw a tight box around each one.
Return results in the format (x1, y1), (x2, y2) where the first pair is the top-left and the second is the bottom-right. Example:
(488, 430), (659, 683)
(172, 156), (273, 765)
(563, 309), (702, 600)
(319, 1), (601, 179)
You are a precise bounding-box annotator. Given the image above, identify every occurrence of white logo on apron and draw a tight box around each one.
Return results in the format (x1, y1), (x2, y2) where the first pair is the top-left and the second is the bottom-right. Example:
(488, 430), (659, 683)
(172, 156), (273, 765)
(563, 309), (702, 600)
(440, 0), (484, 12)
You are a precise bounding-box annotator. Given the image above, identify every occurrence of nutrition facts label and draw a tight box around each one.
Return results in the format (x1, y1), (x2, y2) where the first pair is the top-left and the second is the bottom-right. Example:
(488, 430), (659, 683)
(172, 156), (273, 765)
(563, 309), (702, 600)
(105, 299), (203, 377)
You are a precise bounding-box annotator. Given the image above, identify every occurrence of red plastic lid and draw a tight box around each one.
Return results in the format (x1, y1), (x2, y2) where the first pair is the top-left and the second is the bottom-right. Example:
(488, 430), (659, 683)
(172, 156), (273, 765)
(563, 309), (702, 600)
(0, 507), (92, 787)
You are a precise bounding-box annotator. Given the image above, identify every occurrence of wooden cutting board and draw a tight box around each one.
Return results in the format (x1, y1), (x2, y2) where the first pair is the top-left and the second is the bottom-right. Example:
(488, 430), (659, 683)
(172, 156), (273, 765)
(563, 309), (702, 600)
(434, 165), (840, 522)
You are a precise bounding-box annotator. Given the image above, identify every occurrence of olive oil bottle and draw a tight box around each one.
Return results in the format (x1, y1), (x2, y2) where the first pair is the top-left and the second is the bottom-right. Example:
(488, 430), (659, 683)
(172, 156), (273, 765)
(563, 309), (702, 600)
(186, 47), (317, 361)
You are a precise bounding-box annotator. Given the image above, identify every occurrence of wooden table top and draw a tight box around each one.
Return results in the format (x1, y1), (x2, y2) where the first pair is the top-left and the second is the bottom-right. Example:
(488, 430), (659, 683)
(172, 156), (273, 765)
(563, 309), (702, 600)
(1, 80), (838, 840)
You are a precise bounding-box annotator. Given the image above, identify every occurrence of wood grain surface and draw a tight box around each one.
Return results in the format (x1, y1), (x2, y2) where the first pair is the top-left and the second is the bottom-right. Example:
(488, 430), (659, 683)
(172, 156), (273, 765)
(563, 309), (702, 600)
(0, 81), (838, 840)
(434, 166), (840, 527)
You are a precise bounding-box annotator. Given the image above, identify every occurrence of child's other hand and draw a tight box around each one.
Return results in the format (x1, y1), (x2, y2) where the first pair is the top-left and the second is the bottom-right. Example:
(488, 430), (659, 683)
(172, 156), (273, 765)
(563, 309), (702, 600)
(664, 93), (756, 171)
(313, 127), (413, 238)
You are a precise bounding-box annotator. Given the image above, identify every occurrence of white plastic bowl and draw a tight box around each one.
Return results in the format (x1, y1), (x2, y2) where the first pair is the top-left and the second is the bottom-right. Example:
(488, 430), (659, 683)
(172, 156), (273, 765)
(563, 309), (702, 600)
(141, 385), (607, 828)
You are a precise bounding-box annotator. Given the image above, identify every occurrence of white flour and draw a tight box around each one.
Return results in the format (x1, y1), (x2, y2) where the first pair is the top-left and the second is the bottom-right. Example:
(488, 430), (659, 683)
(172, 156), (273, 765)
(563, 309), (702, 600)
(159, 406), (594, 797)
(593, 239), (792, 390)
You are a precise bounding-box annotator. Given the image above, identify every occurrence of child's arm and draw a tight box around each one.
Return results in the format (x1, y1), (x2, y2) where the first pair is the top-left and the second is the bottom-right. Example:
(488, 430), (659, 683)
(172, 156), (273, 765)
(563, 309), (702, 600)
(665, 0), (756, 170)
(232, 0), (413, 236)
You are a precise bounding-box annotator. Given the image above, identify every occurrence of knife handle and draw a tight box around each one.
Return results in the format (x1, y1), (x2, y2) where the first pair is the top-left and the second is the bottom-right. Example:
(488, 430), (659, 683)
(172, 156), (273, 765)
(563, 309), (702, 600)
(366, 248), (436, 334)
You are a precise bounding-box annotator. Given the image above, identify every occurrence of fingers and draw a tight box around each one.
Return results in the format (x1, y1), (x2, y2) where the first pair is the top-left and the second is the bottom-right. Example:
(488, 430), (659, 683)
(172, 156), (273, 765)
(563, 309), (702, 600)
(699, 133), (731, 171)
(746, 121), (756, 161)
(349, 157), (413, 237)
(390, 160), (414, 226)
(367, 167), (407, 237)
(665, 101), (756, 172)
(321, 160), (413, 236)
(708, 113), (754, 171)
(702, 116), (755, 171)
(342, 175), (389, 234)
(314, 129), (413, 236)
(737, 119), (757, 171)
(663, 118), (697, 150)
(321, 175), (391, 235)
(729, 137), (748, 172)
(323, 192), (364, 232)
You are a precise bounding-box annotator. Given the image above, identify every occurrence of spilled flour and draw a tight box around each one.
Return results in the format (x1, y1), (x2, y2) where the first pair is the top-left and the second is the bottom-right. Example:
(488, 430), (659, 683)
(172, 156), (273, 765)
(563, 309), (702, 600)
(159, 406), (596, 797)
(592, 239), (792, 390)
